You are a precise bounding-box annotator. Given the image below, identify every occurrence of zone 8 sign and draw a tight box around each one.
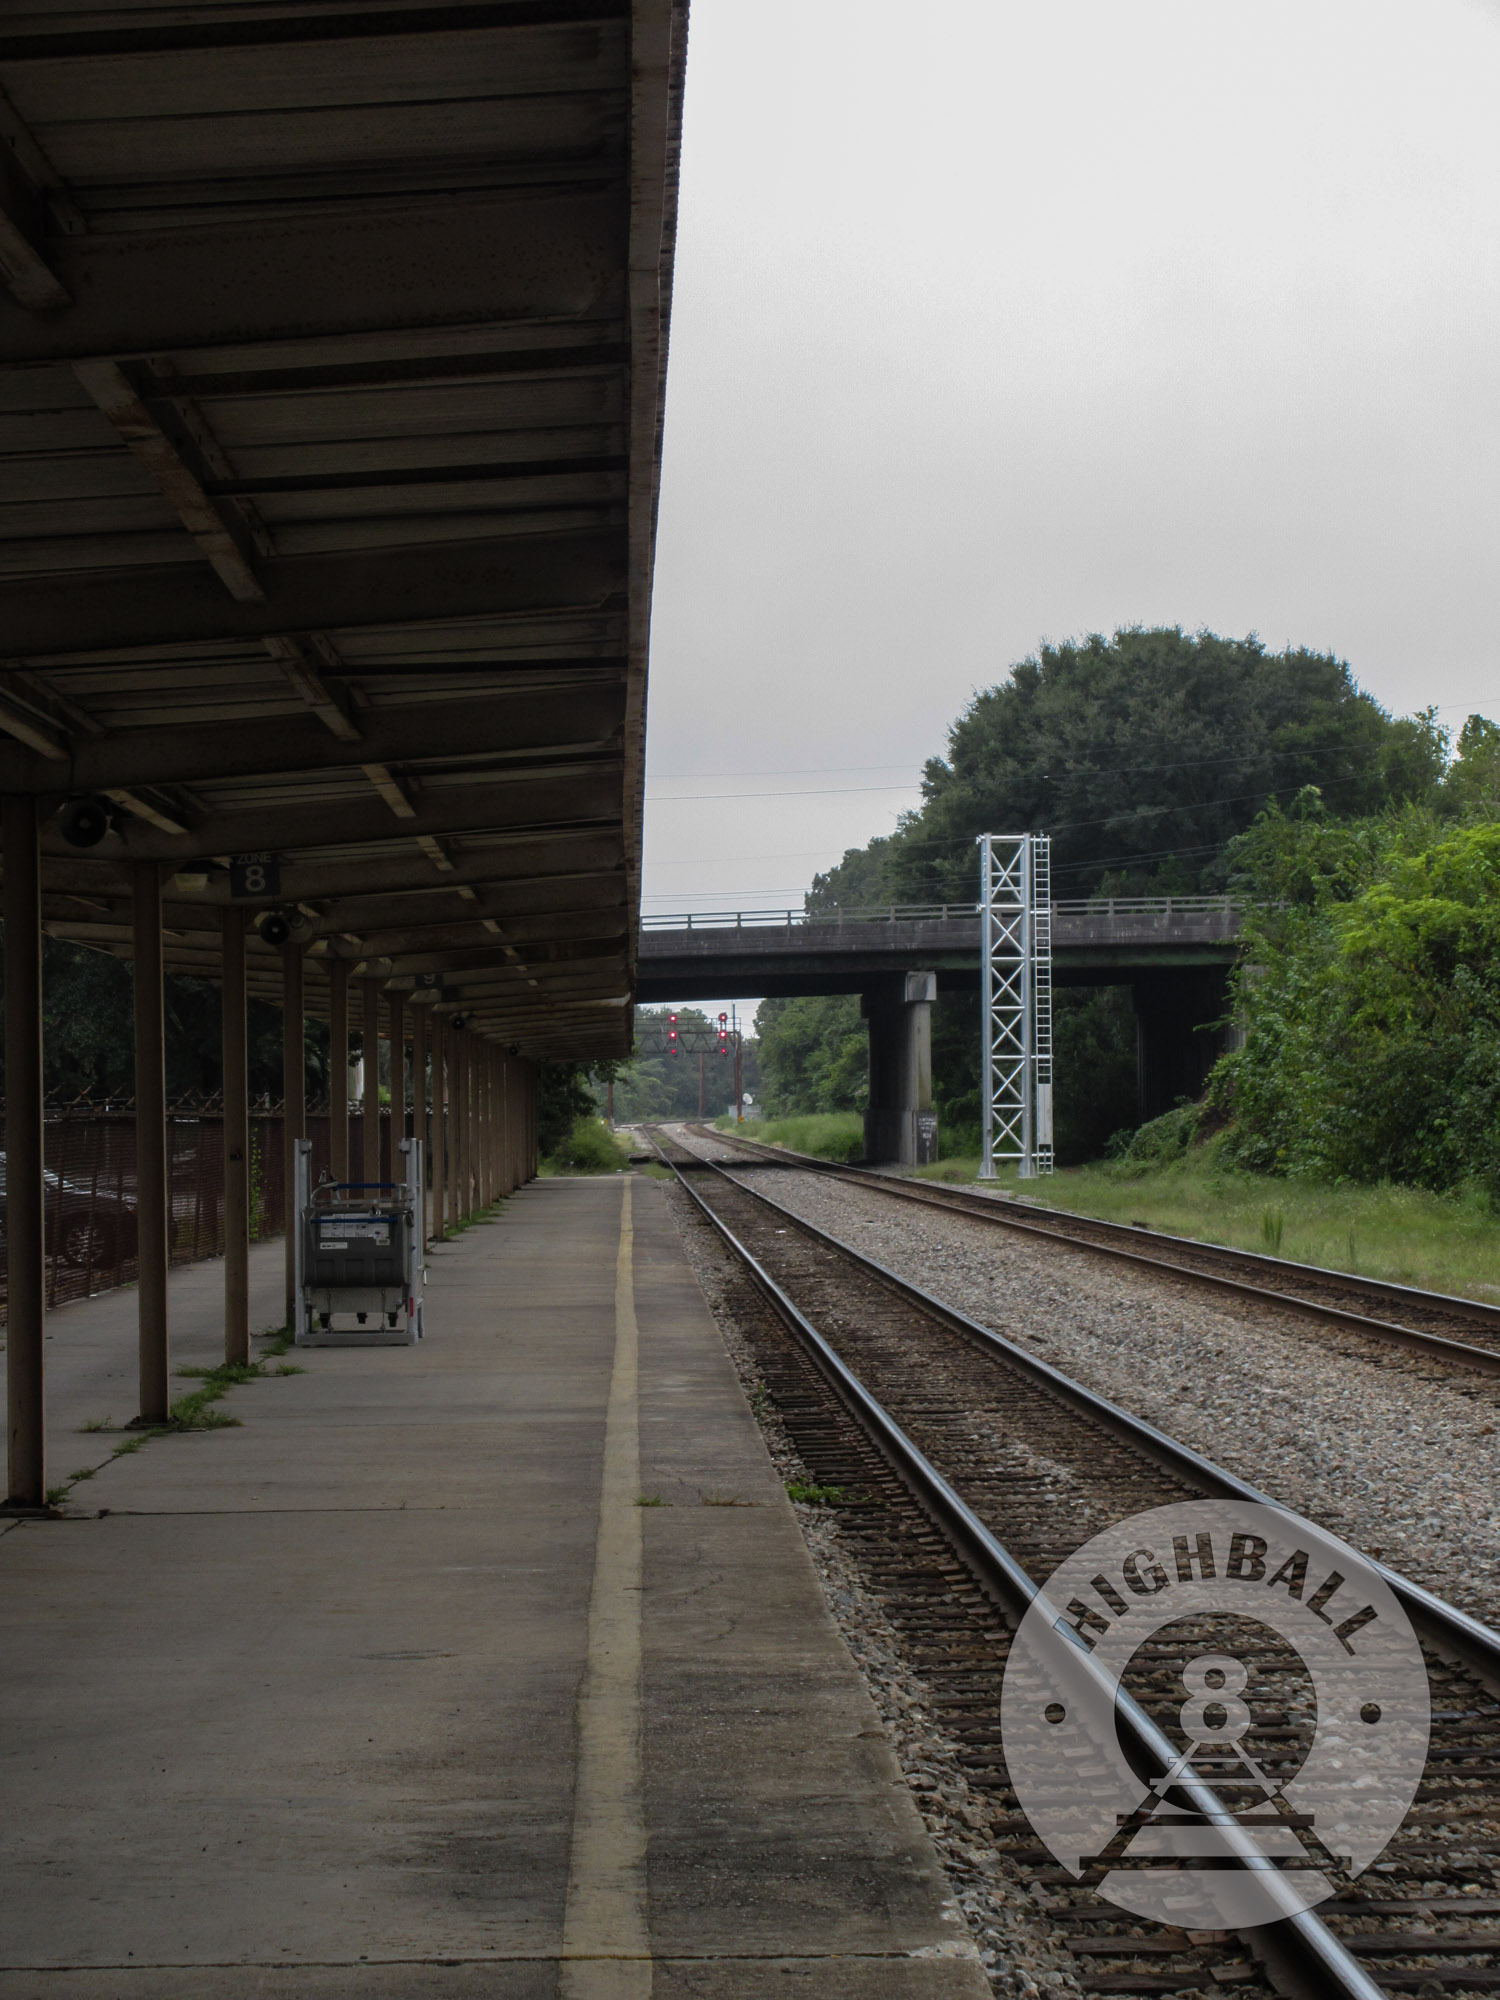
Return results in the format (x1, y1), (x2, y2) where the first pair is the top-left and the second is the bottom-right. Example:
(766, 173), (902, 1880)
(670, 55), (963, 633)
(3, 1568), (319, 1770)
(230, 854), (281, 899)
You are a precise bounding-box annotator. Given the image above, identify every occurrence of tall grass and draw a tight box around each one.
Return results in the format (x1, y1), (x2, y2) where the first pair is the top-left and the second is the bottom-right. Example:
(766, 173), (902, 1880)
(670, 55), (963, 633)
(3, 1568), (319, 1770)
(716, 1112), (865, 1163)
(910, 1151), (1500, 1304)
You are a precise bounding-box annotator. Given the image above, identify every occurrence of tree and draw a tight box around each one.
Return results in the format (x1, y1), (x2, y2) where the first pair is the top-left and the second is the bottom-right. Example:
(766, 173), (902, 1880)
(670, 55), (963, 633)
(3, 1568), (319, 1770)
(539, 1059), (619, 1156)
(1447, 714), (1500, 812)
(789, 630), (1460, 1161)
(1212, 810), (1500, 1194)
(815, 628), (1446, 910)
(0, 935), (321, 1102)
(600, 1008), (756, 1123)
(806, 837), (896, 912)
(755, 995), (867, 1116)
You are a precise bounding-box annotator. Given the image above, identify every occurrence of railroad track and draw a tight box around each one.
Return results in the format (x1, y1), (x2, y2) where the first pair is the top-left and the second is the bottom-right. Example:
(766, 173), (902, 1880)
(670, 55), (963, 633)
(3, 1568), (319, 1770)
(648, 1124), (1500, 2000)
(683, 1123), (1500, 1378)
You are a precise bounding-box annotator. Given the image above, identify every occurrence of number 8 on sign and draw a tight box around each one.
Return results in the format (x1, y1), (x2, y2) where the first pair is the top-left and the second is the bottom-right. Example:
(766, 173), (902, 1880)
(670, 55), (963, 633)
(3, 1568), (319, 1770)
(230, 854), (281, 899)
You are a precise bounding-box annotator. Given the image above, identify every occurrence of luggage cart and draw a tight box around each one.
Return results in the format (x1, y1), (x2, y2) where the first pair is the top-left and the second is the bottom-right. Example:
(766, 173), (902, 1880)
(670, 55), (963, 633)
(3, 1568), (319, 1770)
(292, 1136), (425, 1345)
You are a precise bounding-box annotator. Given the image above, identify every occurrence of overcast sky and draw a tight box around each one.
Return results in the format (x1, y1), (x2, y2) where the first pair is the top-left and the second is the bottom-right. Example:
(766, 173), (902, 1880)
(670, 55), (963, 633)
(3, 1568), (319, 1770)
(641, 0), (1500, 934)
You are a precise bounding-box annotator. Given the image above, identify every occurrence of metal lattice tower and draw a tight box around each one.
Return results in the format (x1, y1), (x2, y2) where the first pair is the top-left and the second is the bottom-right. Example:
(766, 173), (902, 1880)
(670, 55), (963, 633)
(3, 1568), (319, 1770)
(978, 833), (1054, 1180)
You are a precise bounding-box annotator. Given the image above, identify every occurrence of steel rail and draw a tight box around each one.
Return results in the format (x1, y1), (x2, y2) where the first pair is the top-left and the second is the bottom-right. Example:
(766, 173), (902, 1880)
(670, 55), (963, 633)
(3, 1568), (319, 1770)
(694, 1125), (1500, 1377)
(650, 1132), (1390, 2000)
(671, 1132), (1500, 1693)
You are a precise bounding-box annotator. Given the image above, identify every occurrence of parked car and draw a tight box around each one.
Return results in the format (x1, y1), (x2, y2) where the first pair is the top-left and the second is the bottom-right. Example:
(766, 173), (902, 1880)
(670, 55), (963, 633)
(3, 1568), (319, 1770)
(0, 1154), (139, 1268)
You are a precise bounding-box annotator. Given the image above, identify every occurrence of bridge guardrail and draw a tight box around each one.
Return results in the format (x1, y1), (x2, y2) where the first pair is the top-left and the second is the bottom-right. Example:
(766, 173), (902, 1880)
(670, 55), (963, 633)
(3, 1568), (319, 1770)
(640, 897), (1238, 933)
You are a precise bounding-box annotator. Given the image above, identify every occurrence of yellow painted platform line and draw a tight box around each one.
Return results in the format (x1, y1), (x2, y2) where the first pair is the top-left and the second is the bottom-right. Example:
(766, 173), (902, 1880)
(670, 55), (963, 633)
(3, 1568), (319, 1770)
(560, 1175), (652, 1997)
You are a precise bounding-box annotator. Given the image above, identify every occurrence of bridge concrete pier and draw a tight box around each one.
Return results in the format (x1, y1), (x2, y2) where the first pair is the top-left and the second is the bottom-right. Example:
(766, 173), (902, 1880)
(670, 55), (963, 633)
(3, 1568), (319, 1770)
(863, 971), (937, 1166)
(1132, 967), (1232, 1121)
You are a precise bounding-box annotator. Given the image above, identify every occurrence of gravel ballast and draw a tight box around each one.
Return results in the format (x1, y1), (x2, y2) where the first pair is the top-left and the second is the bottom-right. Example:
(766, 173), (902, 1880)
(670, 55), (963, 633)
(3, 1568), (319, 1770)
(664, 1175), (1088, 1998)
(717, 1160), (1500, 1629)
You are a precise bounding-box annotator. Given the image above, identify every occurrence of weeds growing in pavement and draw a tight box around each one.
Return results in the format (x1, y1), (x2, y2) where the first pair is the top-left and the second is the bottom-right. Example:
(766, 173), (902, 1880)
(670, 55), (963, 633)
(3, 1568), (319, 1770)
(441, 1200), (507, 1237)
(635, 1494), (666, 1507)
(51, 1344), (305, 1506)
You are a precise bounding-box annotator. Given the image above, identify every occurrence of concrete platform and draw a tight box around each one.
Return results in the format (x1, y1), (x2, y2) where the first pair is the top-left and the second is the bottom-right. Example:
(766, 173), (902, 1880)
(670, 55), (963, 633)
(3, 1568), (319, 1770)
(0, 1176), (988, 1997)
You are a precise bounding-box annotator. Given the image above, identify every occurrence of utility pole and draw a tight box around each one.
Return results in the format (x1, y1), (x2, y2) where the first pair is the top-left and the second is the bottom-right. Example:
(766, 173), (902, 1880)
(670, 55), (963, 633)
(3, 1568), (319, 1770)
(697, 1050), (704, 1118)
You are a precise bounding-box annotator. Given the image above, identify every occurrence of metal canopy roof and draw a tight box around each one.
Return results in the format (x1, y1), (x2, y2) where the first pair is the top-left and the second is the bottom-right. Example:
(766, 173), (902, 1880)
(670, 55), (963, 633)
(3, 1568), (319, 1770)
(0, 0), (686, 1058)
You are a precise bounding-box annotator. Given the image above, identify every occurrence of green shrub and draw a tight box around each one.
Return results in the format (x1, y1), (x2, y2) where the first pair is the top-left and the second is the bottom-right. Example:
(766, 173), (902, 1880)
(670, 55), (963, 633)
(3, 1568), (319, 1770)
(1106, 1102), (1202, 1172)
(545, 1116), (630, 1175)
(1213, 809), (1500, 1198)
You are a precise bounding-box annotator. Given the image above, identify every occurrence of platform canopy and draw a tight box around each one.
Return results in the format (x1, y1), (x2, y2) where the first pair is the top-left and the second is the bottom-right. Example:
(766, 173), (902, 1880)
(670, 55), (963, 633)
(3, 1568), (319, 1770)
(0, 0), (686, 1059)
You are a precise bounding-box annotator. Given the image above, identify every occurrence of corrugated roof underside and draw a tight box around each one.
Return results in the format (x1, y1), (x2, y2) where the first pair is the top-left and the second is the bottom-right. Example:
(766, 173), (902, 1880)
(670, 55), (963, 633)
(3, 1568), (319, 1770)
(0, 0), (687, 1061)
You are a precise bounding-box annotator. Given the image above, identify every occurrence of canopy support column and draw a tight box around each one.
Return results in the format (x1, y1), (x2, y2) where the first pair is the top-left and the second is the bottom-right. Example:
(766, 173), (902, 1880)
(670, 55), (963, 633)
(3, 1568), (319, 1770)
(411, 1004), (428, 1244)
(432, 1017), (448, 1240)
(491, 1049), (503, 1199)
(328, 959), (349, 1186)
(378, 989), (393, 1184)
(388, 992), (406, 1160)
(282, 942), (305, 1330)
(490, 1048), (502, 1200)
(4, 796), (46, 1508)
(476, 1043), (490, 1211)
(502, 1052), (512, 1191)
(455, 1030), (471, 1222)
(360, 977), (380, 1187)
(222, 906), (250, 1368)
(134, 861), (170, 1426)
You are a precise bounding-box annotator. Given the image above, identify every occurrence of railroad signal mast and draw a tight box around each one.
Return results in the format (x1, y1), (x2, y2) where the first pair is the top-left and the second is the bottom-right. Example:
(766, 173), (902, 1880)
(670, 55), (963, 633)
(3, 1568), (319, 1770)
(719, 1011), (744, 1124)
(634, 1008), (746, 1122)
(977, 832), (1053, 1181)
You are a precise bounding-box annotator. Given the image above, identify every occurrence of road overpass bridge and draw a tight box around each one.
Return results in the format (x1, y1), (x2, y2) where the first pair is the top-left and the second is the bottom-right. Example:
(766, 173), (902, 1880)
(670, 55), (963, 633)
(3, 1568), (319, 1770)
(639, 900), (1243, 1159)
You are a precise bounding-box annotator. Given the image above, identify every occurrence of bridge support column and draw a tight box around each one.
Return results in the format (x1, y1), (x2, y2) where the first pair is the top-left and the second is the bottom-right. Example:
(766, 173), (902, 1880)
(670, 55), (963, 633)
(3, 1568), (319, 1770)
(1132, 968), (1231, 1122)
(863, 970), (937, 1166)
